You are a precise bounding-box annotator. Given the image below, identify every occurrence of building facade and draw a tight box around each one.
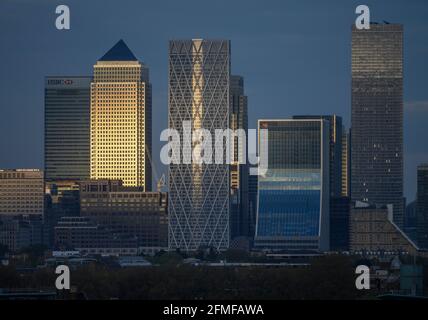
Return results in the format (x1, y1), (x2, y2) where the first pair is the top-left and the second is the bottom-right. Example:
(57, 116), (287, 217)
(168, 39), (231, 251)
(341, 127), (350, 197)
(417, 164), (428, 249)
(404, 201), (418, 243)
(349, 201), (418, 255)
(230, 75), (249, 241)
(254, 119), (330, 252)
(54, 216), (138, 256)
(0, 169), (44, 216)
(44, 180), (81, 246)
(351, 24), (404, 227)
(90, 40), (152, 189)
(330, 196), (350, 251)
(293, 115), (342, 197)
(248, 168), (258, 241)
(0, 215), (44, 252)
(44, 77), (91, 181)
(79, 180), (168, 253)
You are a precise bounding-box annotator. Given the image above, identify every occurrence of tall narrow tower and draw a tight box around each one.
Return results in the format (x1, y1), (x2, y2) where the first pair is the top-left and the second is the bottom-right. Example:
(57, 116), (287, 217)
(168, 39), (231, 251)
(230, 75), (249, 240)
(351, 24), (404, 227)
(90, 40), (152, 189)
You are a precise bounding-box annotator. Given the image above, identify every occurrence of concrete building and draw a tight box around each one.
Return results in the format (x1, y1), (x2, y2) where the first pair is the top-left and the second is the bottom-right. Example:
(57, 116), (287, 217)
(0, 215), (44, 252)
(254, 119), (330, 252)
(90, 40), (152, 189)
(79, 179), (168, 253)
(0, 169), (44, 216)
(54, 216), (138, 256)
(349, 201), (418, 255)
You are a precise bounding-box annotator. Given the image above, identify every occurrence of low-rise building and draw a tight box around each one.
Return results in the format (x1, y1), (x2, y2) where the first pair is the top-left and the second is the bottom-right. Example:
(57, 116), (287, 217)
(0, 215), (44, 252)
(54, 216), (138, 256)
(0, 169), (44, 216)
(349, 201), (419, 255)
(79, 180), (168, 254)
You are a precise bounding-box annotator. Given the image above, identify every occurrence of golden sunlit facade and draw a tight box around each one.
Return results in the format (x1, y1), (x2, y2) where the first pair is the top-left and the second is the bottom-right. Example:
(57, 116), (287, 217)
(90, 40), (151, 189)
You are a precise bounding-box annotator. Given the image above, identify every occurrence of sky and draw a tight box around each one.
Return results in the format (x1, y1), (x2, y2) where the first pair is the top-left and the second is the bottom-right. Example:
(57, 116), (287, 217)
(0, 0), (427, 202)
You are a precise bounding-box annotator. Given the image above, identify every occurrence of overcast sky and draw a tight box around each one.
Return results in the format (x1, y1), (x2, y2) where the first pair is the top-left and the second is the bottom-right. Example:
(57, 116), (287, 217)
(0, 0), (427, 201)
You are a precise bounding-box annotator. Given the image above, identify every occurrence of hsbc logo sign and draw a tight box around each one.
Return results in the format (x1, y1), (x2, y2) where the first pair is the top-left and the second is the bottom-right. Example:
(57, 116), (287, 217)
(47, 79), (74, 85)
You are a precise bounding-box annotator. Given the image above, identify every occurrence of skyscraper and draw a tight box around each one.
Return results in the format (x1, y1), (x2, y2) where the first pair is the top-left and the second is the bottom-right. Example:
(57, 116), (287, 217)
(168, 39), (230, 251)
(341, 126), (350, 197)
(254, 119), (330, 252)
(45, 77), (91, 181)
(230, 75), (249, 240)
(351, 24), (404, 227)
(90, 40), (152, 189)
(293, 115), (342, 197)
(417, 164), (428, 249)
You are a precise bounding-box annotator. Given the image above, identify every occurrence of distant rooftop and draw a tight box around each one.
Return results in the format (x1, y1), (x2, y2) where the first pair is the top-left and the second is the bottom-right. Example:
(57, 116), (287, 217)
(99, 39), (137, 61)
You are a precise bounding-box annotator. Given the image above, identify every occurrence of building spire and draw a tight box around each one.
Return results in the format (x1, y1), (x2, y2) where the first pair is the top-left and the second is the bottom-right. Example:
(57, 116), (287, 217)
(99, 39), (137, 61)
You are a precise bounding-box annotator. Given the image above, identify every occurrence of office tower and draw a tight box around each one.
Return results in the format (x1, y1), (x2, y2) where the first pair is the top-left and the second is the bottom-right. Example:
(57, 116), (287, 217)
(79, 180), (168, 254)
(90, 40), (152, 189)
(351, 24), (404, 227)
(341, 127), (350, 197)
(330, 196), (350, 251)
(0, 169), (44, 216)
(168, 39), (230, 251)
(349, 201), (418, 255)
(254, 119), (330, 252)
(230, 75), (249, 241)
(417, 164), (428, 249)
(293, 115), (342, 197)
(44, 77), (91, 181)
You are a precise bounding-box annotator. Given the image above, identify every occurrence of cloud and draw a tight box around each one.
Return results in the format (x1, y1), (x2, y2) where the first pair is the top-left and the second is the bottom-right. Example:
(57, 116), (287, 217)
(405, 101), (428, 112)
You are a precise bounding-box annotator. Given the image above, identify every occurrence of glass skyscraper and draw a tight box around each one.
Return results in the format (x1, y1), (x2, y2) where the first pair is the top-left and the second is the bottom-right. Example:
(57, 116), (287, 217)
(293, 115), (343, 197)
(168, 39), (230, 251)
(44, 77), (91, 180)
(254, 119), (330, 252)
(351, 24), (404, 227)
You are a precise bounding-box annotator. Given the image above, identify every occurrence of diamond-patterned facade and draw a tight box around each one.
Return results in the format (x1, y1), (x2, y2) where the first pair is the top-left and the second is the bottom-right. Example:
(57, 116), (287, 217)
(168, 39), (230, 251)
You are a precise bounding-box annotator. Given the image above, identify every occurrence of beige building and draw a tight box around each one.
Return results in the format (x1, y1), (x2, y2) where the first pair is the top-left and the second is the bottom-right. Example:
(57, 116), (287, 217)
(350, 201), (418, 255)
(0, 169), (44, 216)
(90, 39), (152, 189)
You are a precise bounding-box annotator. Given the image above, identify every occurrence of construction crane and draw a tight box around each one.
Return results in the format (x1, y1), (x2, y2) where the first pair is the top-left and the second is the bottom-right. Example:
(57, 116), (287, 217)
(145, 144), (166, 192)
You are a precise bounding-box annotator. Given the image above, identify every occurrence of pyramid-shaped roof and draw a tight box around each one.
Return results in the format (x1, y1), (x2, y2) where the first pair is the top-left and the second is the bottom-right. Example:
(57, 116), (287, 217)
(99, 39), (137, 61)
